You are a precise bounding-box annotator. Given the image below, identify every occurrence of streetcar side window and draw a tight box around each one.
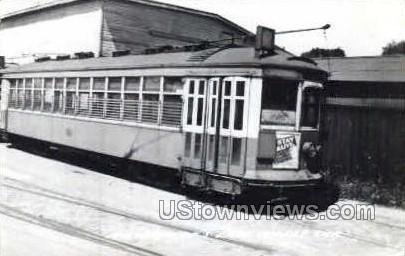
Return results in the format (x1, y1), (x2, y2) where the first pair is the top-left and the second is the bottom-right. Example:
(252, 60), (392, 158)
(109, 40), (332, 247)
(9, 79), (17, 108)
(24, 78), (33, 110)
(301, 87), (322, 129)
(77, 78), (91, 116)
(43, 78), (54, 112)
(16, 79), (24, 109)
(123, 77), (140, 121)
(164, 77), (183, 93)
(33, 78), (43, 111)
(65, 78), (77, 115)
(162, 77), (184, 126)
(7, 75), (185, 128)
(261, 79), (298, 126)
(142, 76), (160, 124)
(106, 77), (122, 119)
(143, 76), (160, 92)
(125, 77), (140, 91)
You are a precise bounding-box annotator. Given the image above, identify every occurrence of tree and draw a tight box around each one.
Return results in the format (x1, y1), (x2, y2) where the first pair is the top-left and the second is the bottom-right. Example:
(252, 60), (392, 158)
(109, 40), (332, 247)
(382, 41), (405, 56)
(301, 48), (346, 58)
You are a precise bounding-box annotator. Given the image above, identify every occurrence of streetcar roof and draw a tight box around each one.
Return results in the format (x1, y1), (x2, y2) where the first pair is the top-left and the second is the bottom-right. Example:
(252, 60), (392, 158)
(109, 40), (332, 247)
(1, 46), (327, 76)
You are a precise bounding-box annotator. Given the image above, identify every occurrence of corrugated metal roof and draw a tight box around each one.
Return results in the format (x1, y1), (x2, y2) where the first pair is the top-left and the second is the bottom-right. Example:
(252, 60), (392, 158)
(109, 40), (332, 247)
(0, 0), (252, 36)
(316, 56), (405, 82)
(1, 47), (326, 75)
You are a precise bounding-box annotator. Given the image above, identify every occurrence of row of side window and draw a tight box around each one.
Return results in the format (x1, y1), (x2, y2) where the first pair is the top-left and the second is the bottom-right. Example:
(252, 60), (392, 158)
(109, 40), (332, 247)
(7, 76), (185, 127)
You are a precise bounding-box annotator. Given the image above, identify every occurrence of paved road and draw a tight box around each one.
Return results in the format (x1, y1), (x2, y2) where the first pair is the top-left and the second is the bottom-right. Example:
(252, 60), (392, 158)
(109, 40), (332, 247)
(0, 143), (404, 256)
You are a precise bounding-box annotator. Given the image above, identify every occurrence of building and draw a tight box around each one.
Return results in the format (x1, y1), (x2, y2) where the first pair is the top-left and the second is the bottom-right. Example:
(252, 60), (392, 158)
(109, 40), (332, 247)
(0, 0), (251, 64)
(316, 56), (405, 183)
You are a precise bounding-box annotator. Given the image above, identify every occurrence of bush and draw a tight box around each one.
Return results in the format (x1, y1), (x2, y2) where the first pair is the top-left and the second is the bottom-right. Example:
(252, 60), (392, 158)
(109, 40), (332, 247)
(382, 41), (405, 55)
(301, 48), (346, 58)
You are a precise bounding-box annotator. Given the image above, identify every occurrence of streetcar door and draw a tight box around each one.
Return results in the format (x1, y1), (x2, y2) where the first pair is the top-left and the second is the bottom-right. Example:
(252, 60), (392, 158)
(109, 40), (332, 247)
(182, 77), (249, 178)
(213, 77), (249, 177)
(182, 78), (208, 171)
(0, 78), (9, 131)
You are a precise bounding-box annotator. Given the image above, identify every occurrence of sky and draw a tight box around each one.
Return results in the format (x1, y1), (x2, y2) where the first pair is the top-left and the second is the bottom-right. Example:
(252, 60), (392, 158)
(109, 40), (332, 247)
(1, 0), (404, 56)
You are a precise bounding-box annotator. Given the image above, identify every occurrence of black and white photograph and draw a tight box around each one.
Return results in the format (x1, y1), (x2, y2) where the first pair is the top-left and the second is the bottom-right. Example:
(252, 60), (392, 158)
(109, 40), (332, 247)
(0, 0), (404, 255)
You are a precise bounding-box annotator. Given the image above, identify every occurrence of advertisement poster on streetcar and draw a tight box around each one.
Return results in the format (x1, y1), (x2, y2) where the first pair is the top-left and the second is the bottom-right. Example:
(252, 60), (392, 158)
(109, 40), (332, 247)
(273, 131), (301, 169)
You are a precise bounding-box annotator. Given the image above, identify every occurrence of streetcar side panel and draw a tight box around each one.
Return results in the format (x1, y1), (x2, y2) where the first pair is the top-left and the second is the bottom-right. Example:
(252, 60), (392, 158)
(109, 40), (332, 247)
(7, 109), (184, 169)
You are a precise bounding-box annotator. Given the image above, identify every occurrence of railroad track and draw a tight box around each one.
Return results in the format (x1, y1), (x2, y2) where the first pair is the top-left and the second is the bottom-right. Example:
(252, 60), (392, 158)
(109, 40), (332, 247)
(0, 203), (162, 256)
(1, 175), (403, 255)
(0, 176), (277, 255)
(290, 219), (405, 251)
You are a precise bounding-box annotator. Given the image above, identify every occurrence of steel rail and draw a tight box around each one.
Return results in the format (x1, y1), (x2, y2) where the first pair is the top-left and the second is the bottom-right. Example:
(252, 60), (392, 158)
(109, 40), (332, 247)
(0, 176), (277, 255)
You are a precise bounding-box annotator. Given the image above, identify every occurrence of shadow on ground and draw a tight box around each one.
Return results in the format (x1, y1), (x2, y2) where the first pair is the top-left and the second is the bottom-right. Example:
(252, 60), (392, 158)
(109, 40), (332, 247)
(7, 139), (340, 217)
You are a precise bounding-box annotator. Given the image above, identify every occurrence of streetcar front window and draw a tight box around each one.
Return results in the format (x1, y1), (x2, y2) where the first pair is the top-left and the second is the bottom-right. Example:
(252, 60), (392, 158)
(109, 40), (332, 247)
(301, 87), (322, 129)
(261, 79), (298, 126)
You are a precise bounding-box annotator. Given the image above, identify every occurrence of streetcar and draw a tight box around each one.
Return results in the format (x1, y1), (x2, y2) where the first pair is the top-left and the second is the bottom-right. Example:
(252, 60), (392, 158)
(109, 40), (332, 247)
(0, 27), (328, 196)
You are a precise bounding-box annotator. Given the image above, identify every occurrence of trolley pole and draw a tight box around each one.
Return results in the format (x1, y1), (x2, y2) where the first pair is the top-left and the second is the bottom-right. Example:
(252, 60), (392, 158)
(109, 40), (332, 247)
(275, 24), (331, 35)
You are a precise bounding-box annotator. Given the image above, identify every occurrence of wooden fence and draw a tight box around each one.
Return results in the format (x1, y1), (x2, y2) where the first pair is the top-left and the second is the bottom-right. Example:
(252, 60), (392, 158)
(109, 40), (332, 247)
(324, 97), (405, 183)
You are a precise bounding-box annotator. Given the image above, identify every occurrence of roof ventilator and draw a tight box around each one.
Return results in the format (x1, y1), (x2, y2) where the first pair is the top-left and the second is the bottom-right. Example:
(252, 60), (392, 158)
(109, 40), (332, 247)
(35, 56), (51, 62)
(112, 50), (131, 57)
(74, 52), (95, 59)
(56, 55), (71, 61)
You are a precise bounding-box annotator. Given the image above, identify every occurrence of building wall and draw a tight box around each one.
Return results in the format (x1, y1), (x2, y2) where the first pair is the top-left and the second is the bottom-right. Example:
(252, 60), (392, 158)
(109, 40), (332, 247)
(101, 0), (247, 55)
(324, 82), (405, 183)
(0, 0), (103, 64)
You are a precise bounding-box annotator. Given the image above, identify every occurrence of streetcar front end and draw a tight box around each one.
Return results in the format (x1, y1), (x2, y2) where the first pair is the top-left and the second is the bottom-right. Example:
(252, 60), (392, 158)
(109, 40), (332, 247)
(244, 78), (325, 192)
